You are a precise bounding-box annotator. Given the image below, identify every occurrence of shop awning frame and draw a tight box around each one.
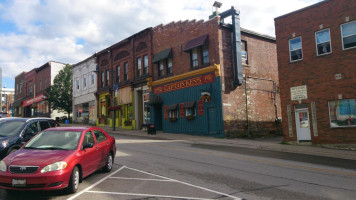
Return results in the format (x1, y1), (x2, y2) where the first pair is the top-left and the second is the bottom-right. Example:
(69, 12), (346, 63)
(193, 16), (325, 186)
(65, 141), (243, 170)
(152, 48), (172, 63)
(166, 104), (178, 111)
(183, 34), (208, 52)
(183, 101), (196, 109)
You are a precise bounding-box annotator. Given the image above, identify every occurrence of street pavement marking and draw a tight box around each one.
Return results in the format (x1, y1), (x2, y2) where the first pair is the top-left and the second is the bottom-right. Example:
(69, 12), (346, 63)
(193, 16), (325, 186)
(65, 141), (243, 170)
(66, 166), (126, 200)
(86, 190), (217, 200)
(109, 177), (173, 182)
(143, 142), (356, 177)
(125, 166), (242, 200)
(67, 165), (242, 200)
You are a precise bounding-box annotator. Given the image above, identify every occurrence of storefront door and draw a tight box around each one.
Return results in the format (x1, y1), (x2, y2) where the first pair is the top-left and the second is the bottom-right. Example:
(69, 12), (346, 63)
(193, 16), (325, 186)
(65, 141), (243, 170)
(295, 108), (311, 142)
(208, 107), (217, 134)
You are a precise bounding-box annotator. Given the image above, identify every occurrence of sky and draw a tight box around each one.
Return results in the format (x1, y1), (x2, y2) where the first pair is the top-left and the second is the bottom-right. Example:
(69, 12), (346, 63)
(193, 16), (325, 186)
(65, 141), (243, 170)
(0, 0), (322, 89)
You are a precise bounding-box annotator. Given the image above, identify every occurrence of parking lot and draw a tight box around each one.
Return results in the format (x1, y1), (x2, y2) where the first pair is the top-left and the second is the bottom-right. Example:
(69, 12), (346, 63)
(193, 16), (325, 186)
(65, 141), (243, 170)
(67, 164), (241, 200)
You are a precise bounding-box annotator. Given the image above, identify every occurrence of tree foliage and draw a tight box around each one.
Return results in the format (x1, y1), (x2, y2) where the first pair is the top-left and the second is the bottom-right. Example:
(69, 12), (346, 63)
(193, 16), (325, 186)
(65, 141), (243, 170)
(45, 64), (72, 118)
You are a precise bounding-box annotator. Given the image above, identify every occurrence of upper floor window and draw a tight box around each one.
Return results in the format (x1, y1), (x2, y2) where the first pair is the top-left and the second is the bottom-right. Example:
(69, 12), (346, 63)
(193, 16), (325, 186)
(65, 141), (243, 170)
(16, 84), (18, 94)
(315, 29), (331, 56)
(241, 40), (248, 64)
(76, 79), (80, 90)
(83, 76), (87, 88)
(124, 62), (128, 81)
(137, 57), (141, 77)
(159, 61), (164, 77)
(101, 72), (104, 88)
(191, 48), (198, 67)
(289, 37), (303, 62)
(91, 74), (95, 86)
(106, 70), (109, 86)
(341, 20), (356, 50)
(143, 55), (148, 75)
(39, 81), (42, 91)
(202, 45), (209, 65)
(44, 79), (47, 89)
(29, 85), (32, 95)
(116, 66), (120, 83)
(183, 34), (209, 68)
(167, 58), (172, 75)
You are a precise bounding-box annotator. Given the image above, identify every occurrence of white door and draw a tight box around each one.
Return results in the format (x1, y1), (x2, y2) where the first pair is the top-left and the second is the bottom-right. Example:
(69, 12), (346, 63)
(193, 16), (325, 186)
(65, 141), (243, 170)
(295, 108), (311, 142)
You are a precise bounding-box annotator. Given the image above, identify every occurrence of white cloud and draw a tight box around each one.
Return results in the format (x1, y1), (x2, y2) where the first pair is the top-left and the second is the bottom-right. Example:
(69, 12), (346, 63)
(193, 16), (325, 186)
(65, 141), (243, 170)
(0, 0), (321, 87)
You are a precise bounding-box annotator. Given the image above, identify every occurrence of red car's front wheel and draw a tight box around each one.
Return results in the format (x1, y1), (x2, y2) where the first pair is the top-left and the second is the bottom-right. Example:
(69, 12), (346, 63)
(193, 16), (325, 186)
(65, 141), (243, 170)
(66, 166), (79, 194)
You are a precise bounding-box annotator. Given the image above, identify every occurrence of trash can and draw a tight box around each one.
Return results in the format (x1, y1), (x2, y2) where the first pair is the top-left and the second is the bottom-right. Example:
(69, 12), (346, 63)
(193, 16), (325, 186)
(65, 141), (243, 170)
(147, 124), (156, 135)
(65, 119), (70, 124)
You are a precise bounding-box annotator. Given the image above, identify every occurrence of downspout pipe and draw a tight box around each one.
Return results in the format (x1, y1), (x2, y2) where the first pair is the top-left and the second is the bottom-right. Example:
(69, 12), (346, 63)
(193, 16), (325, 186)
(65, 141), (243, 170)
(219, 6), (244, 87)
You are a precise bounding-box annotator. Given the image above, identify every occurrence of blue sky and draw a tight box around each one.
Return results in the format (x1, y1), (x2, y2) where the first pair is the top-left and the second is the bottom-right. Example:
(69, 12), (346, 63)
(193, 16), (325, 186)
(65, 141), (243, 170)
(0, 0), (321, 90)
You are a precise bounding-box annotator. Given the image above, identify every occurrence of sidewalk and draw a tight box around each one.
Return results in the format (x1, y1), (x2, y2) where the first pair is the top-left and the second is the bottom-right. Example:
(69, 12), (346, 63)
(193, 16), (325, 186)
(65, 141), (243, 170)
(99, 126), (356, 161)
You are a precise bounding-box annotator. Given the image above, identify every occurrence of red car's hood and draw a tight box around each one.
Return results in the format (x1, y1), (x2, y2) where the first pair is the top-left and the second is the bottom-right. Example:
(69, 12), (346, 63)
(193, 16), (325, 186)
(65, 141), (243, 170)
(4, 149), (75, 167)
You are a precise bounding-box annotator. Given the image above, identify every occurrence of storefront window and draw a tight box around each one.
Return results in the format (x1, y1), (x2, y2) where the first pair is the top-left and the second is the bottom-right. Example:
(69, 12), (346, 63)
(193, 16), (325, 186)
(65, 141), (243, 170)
(328, 99), (356, 127)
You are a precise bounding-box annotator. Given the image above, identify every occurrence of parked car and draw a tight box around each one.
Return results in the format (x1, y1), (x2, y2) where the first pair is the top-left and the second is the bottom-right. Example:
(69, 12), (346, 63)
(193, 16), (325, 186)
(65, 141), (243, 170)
(0, 112), (8, 118)
(0, 126), (116, 193)
(0, 117), (59, 159)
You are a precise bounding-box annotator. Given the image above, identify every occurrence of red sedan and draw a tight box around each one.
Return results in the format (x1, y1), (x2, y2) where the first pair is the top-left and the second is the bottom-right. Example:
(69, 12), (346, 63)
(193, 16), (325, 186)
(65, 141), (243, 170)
(0, 126), (116, 193)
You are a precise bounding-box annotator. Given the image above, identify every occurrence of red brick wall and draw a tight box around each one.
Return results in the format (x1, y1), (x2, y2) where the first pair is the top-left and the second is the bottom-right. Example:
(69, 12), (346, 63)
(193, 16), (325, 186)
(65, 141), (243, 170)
(152, 16), (280, 136)
(152, 18), (220, 80)
(275, 0), (356, 143)
(221, 28), (281, 135)
(36, 64), (51, 94)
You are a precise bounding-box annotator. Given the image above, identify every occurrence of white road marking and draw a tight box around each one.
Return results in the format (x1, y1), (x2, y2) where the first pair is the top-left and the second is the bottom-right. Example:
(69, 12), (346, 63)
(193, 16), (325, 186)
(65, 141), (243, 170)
(125, 166), (242, 200)
(66, 166), (125, 200)
(67, 166), (242, 200)
(109, 177), (173, 182)
(86, 190), (216, 200)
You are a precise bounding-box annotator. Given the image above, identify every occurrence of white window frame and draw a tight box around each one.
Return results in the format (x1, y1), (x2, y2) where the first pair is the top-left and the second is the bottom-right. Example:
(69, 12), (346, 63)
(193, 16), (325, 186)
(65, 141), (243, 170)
(137, 57), (142, 77)
(341, 20), (356, 50)
(315, 28), (332, 56)
(289, 36), (303, 62)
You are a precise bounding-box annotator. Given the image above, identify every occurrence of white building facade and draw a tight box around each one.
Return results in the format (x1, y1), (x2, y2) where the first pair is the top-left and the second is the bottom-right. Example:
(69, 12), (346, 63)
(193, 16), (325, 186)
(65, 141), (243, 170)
(72, 55), (98, 124)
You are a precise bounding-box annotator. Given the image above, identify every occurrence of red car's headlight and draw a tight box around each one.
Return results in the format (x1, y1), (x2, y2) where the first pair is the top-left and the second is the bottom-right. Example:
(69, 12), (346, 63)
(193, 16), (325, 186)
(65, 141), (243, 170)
(41, 161), (67, 173)
(0, 160), (6, 172)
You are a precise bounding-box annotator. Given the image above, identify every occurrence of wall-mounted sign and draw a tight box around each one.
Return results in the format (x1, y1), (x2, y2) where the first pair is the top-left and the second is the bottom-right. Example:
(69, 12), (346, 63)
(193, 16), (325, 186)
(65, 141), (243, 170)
(22, 94), (46, 107)
(198, 100), (204, 116)
(223, 103), (232, 107)
(290, 85), (308, 100)
(200, 92), (211, 103)
(153, 73), (215, 94)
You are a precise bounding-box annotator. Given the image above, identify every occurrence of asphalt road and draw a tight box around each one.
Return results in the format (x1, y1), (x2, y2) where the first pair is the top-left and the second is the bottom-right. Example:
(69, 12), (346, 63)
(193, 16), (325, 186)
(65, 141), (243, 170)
(1, 134), (356, 200)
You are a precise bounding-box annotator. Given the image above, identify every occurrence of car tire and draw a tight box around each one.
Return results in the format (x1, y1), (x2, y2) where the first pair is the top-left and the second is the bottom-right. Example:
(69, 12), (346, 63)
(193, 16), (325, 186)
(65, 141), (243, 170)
(102, 153), (113, 173)
(66, 166), (79, 194)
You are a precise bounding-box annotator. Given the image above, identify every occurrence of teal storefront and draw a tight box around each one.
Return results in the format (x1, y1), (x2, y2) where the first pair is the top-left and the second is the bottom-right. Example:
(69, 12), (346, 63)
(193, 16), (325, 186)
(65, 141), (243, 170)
(148, 65), (224, 137)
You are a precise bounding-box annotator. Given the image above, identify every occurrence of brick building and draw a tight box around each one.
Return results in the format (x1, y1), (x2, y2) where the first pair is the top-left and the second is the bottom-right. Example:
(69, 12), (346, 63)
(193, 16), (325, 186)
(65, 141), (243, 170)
(13, 72), (26, 117)
(148, 7), (280, 136)
(14, 61), (67, 119)
(95, 28), (152, 129)
(275, 0), (356, 144)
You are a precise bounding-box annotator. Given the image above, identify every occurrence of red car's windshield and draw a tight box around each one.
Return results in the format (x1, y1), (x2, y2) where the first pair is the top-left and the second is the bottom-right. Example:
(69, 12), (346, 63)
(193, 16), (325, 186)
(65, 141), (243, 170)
(24, 131), (82, 150)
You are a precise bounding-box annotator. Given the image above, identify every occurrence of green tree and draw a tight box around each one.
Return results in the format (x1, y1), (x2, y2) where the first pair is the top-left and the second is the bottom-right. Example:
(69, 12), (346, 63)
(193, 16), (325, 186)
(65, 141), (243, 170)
(45, 64), (72, 119)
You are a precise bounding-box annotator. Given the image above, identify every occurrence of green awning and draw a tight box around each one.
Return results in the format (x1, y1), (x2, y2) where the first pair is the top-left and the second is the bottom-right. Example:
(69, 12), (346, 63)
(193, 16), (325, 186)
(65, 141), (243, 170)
(152, 48), (172, 63)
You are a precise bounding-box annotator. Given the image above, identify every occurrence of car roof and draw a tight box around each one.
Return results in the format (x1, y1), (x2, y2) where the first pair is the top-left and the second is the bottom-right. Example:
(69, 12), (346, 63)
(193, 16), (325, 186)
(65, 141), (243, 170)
(43, 126), (92, 132)
(0, 117), (54, 122)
